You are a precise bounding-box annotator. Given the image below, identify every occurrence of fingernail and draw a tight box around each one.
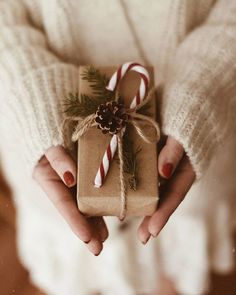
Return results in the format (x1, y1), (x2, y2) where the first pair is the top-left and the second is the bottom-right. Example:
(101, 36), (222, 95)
(150, 229), (160, 237)
(162, 163), (173, 179)
(63, 171), (75, 186)
(142, 236), (150, 245)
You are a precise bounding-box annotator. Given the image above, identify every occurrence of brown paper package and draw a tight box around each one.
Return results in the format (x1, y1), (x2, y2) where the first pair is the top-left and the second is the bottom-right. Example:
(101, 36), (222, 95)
(77, 66), (159, 217)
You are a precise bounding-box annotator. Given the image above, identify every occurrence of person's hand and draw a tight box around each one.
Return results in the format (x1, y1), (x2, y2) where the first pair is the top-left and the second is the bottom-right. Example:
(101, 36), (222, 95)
(138, 136), (196, 244)
(33, 146), (108, 256)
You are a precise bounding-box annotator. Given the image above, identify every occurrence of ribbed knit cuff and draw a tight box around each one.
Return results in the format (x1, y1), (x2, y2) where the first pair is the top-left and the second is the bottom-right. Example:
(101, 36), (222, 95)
(162, 82), (219, 179)
(4, 63), (79, 173)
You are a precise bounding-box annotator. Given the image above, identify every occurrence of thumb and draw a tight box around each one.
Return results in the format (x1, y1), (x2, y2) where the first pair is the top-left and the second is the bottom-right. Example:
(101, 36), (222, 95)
(158, 136), (184, 179)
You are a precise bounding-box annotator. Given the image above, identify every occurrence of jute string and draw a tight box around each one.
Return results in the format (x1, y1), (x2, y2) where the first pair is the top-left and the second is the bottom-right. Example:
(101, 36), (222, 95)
(63, 87), (160, 219)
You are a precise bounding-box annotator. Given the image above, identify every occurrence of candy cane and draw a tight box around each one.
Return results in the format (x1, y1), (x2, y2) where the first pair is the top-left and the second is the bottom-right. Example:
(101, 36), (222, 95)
(94, 62), (150, 188)
(94, 134), (118, 188)
(107, 62), (150, 109)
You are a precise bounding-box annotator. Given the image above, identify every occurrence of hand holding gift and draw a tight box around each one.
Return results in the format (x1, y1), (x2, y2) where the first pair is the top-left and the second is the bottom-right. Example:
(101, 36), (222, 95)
(33, 62), (195, 255)
(33, 146), (107, 256)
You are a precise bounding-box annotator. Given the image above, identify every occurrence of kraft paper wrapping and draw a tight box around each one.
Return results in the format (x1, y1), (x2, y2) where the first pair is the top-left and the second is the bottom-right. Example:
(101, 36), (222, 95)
(77, 66), (159, 217)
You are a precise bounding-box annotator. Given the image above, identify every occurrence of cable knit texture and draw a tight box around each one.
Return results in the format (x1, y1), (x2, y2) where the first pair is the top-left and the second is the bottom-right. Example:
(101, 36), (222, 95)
(0, 1), (236, 295)
(162, 0), (236, 177)
(0, 0), (80, 172)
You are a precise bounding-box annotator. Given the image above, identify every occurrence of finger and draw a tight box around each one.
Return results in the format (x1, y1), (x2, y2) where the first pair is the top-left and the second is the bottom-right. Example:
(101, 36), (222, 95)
(137, 216), (151, 244)
(85, 217), (108, 256)
(149, 156), (195, 237)
(158, 136), (184, 179)
(45, 146), (77, 187)
(86, 238), (104, 256)
(34, 165), (93, 243)
(90, 217), (109, 242)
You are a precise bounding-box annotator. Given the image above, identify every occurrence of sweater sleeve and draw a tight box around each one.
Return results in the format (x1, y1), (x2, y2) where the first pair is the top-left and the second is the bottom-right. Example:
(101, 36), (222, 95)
(0, 0), (79, 173)
(162, 0), (236, 179)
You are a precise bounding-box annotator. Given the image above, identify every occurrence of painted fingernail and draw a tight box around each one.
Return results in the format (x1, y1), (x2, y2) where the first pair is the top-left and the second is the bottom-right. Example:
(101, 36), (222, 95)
(162, 163), (173, 179)
(63, 171), (75, 186)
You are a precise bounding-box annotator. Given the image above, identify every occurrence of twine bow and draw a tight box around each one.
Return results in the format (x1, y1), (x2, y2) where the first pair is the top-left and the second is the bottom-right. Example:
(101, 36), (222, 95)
(72, 87), (160, 142)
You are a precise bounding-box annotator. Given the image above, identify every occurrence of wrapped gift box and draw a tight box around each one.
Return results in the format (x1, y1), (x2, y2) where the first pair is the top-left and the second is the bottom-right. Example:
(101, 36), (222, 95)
(77, 66), (159, 217)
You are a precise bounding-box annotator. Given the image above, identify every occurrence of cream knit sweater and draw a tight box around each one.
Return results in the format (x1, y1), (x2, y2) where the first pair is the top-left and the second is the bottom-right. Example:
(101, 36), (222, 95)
(0, 0), (236, 179)
(0, 1), (236, 295)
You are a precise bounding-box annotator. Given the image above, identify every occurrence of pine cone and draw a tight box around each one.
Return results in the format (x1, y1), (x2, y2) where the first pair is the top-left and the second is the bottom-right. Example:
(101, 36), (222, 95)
(95, 101), (129, 134)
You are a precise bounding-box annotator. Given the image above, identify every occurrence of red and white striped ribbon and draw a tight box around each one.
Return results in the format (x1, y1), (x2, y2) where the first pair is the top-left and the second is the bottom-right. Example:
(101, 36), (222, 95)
(94, 62), (150, 188)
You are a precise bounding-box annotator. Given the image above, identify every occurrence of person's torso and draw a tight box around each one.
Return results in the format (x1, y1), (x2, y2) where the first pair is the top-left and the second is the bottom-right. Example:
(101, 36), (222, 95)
(24, 0), (216, 81)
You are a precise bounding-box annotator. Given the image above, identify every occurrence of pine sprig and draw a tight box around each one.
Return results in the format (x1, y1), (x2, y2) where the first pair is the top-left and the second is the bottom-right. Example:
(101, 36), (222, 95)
(64, 67), (116, 118)
(122, 127), (141, 190)
(64, 92), (103, 118)
(81, 66), (115, 103)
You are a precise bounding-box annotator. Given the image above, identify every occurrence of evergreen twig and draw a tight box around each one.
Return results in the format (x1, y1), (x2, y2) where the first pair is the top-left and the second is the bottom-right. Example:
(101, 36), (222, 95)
(81, 66), (115, 102)
(64, 92), (104, 118)
(64, 67), (116, 118)
(122, 126), (141, 190)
